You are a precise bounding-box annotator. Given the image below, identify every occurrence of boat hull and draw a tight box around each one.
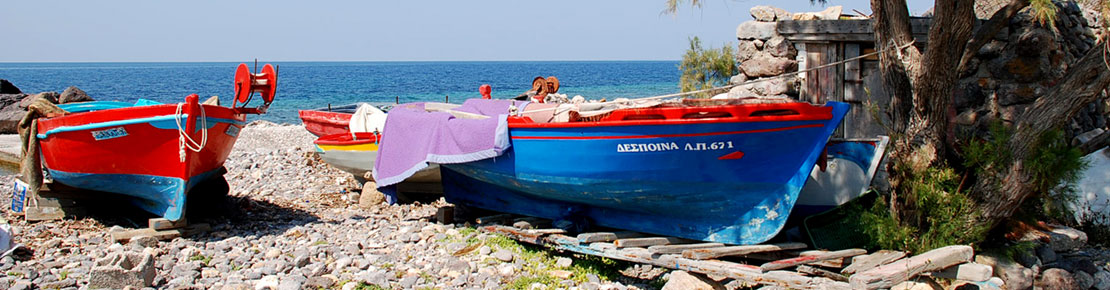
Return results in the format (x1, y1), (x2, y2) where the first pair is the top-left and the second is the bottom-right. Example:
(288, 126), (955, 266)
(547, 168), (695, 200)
(794, 136), (889, 217)
(442, 102), (850, 245)
(36, 102), (246, 221)
(314, 132), (441, 183)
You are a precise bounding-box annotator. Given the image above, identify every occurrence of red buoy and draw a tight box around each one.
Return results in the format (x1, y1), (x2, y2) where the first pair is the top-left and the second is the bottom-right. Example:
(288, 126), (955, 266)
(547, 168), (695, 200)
(479, 84), (492, 99)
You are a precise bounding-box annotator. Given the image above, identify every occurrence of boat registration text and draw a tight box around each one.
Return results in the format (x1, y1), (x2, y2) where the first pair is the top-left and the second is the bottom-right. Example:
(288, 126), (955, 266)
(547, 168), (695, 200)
(616, 141), (734, 153)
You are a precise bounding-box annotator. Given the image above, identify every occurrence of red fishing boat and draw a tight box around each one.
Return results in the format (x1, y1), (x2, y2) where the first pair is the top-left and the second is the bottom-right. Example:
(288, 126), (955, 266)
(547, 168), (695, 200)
(33, 63), (277, 221)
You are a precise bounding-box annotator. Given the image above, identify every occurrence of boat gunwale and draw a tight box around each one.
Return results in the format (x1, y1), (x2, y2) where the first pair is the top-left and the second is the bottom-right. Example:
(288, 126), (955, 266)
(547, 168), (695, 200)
(313, 132), (380, 146)
(507, 102), (835, 129)
(36, 103), (246, 139)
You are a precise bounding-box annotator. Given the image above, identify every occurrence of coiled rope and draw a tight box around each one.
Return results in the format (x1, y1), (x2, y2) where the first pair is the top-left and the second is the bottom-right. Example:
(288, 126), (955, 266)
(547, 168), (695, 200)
(175, 103), (207, 162)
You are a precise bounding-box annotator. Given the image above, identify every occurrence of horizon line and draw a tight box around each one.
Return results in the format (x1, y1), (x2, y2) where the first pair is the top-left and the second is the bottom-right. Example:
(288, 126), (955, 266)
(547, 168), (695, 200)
(0, 59), (683, 64)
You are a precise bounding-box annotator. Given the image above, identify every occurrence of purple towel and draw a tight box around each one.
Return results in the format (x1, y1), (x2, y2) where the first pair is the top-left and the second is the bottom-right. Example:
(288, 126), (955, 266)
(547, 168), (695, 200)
(372, 99), (528, 187)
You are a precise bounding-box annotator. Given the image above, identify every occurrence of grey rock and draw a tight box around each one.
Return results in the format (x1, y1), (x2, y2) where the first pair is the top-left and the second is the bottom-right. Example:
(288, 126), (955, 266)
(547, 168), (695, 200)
(303, 276), (335, 289)
(0, 80), (20, 94)
(128, 236), (158, 248)
(977, 254), (1034, 290)
(729, 74), (748, 86)
(279, 273), (306, 288)
(332, 257), (352, 273)
(1047, 226), (1089, 252)
(445, 257), (469, 274)
(1049, 256), (1099, 274)
(735, 21), (778, 40)
(1075, 270), (1095, 289)
(478, 246), (491, 256)
(750, 6), (790, 22)
(732, 40), (759, 62)
(740, 55), (796, 78)
(19, 92), (58, 109)
(1094, 270), (1110, 289)
(293, 255), (310, 268)
(978, 40), (1006, 58)
(88, 251), (156, 289)
(400, 276), (418, 288)
(1036, 268), (1078, 289)
(8, 281), (31, 290)
(360, 184), (384, 208)
(493, 249), (514, 262)
(555, 257), (573, 268)
(1036, 244), (1058, 264)
(58, 86), (94, 104)
(764, 36), (797, 59)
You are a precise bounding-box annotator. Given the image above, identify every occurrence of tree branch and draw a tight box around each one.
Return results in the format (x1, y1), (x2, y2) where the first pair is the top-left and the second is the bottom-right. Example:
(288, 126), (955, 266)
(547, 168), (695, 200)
(1080, 130), (1110, 155)
(976, 41), (1110, 224)
(958, 0), (1031, 72)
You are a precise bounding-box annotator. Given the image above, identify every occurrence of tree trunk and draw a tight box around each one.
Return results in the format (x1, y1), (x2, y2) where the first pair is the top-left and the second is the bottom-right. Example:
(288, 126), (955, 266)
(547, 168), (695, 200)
(873, 0), (975, 222)
(873, 0), (1110, 230)
(974, 42), (1110, 224)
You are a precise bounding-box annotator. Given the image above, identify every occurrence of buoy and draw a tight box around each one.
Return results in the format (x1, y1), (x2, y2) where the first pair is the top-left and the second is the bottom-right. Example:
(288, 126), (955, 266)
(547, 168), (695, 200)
(479, 84), (493, 99)
(233, 63), (278, 106)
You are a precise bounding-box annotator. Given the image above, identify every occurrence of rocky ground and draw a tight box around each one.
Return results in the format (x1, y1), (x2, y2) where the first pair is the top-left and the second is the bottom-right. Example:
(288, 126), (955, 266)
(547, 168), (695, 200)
(0, 122), (1108, 290)
(0, 122), (667, 290)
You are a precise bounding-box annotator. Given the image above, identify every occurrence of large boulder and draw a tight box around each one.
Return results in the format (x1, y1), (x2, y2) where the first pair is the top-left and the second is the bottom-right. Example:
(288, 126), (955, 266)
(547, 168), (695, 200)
(0, 80), (20, 94)
(736, 21), (778, 40)
(88, 251), (157, 288)
(736, 41), (760, 62)
(0, 94), (28, 134)
(59, 86), (94, 104)
(764, 36), (797, 59)
(662, 271), (725, 290)
(19, 92), (58, 109)
(1035, 268), (1078, 289)
(750, 6), (791, 22)
(740, 55), (797, 78)
(976, 254), (1034, 290)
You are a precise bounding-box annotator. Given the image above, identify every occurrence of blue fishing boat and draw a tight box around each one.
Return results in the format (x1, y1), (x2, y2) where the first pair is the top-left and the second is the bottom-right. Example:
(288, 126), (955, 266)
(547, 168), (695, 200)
(440, 100), (850, 245)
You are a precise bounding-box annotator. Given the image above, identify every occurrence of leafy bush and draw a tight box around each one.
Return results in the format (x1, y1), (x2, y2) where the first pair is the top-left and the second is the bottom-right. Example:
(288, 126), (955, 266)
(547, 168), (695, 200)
(859, 165), (988, 254)
(678, 36), (736, 97)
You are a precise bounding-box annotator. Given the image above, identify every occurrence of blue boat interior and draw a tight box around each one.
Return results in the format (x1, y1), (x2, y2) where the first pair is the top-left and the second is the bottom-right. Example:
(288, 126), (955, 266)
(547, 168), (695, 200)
(57, 99), (164, 113)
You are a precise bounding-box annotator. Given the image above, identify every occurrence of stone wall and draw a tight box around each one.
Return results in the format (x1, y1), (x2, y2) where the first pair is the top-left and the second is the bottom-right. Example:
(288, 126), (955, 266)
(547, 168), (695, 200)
(728, 2), (1110, 140)
(953, 1), (1107, 139)
(727, 5), (805, 99)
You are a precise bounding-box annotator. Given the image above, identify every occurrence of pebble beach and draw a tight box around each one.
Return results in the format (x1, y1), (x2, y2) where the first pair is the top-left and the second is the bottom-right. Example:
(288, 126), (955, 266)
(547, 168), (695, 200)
(0, 122), (664, 290)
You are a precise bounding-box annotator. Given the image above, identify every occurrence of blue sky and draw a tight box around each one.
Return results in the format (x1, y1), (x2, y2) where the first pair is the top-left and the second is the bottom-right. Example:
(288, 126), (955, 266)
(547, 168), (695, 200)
(1, 1), (932, 62)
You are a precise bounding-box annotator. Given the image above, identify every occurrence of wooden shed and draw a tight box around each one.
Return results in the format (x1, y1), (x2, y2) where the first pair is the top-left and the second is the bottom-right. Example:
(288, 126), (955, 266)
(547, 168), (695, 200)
(777, 18), (931, 138)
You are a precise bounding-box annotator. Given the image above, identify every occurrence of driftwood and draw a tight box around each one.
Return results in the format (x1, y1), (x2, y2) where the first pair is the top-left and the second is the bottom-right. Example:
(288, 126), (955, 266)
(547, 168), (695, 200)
(577, 231), (646, 243)
(682, 242), (807, 260)
(760, 249), (867, 271)
(849, 245), (974, 289)
(841, 250), (907, 274)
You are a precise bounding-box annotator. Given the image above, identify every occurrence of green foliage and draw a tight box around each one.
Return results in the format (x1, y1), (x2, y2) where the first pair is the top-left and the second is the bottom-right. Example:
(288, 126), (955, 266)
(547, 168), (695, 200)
(469, 232), (628, 288)
(1030, 0), (1060, 28)
(679, 37), (736, 97)
(964, 121), (1014, 177)
(189, 254), (212, 266)
(859, 165), (989, 253)
(662, 0), (701, 15)
(1023, 129), (1089, 221)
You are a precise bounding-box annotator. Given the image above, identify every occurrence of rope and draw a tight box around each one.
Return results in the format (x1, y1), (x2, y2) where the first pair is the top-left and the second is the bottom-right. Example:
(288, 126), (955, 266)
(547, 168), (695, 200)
(518, 40), (917, 115)
(175, 102), (208, 162)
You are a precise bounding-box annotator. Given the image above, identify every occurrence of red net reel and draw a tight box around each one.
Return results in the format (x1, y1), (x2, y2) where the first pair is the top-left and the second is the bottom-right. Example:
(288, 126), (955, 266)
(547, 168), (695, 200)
(233, 63), (278, 106)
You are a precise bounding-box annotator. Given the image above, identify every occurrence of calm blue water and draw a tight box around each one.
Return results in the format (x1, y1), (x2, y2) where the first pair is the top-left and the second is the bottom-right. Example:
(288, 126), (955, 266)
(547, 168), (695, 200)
(0, 61), (681, 124)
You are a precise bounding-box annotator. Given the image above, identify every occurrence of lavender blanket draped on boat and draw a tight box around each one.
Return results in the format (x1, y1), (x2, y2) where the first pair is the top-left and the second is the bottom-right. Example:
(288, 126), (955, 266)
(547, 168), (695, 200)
(372, 99), (528, 187)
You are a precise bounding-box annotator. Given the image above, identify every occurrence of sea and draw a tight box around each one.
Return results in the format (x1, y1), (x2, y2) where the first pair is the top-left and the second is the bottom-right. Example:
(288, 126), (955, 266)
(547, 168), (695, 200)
(0, 61), (682, 124)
